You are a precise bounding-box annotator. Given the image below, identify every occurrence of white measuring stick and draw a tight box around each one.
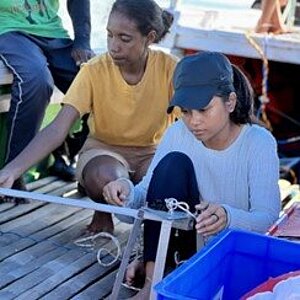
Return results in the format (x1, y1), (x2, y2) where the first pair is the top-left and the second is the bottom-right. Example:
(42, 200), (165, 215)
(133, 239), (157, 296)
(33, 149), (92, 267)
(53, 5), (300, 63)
(0, 187), (166, 222)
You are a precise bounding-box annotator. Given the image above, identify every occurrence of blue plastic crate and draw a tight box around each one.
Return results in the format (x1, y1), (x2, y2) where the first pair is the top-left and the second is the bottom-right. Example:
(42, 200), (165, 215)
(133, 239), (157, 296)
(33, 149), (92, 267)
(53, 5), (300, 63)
(155, 229), (300, 300)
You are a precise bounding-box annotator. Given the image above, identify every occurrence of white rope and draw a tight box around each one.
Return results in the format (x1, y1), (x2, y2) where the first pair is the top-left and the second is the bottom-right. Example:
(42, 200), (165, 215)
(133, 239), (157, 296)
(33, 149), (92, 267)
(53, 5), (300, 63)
(165, 198), (198, 267)
(74, 232), (122, 267)
(165, 197), (197, 220)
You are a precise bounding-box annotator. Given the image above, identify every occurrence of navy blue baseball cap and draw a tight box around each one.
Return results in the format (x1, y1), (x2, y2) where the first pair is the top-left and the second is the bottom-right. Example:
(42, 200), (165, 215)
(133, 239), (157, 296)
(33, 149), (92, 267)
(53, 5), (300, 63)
(167, 51), (235, 113)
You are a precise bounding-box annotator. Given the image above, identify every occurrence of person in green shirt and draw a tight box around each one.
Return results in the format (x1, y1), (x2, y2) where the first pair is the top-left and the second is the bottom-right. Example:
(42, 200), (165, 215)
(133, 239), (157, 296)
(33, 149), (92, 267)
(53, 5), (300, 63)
(0, 0), (94, 199)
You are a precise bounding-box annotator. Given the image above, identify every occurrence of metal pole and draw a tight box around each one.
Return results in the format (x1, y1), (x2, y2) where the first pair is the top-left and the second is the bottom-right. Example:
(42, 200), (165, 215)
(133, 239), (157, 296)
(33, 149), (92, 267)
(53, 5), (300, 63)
(150, 219), (173, 300)
(110, 209), (144, 300)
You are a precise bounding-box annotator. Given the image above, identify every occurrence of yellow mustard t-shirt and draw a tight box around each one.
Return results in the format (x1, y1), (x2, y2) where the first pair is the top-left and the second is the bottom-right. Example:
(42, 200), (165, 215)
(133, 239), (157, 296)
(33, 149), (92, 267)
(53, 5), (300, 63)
(63, 49), (179, 147)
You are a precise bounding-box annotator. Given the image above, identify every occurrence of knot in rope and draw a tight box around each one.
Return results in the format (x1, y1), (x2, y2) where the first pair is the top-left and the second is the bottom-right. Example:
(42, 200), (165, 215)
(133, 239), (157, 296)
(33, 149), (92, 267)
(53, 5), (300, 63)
(164, 197), (196, 220)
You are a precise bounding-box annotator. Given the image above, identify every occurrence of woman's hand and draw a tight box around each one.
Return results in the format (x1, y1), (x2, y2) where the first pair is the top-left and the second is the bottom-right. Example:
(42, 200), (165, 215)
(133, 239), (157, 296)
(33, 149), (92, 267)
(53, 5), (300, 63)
(195, 202), (227, 237)
(71, 48), (95, 66)
(103, 178), (131, 206)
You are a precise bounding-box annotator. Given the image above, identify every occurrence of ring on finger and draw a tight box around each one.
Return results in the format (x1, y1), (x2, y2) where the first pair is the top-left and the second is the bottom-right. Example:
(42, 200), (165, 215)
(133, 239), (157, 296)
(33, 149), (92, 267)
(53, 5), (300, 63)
(211, 213), (219, 222)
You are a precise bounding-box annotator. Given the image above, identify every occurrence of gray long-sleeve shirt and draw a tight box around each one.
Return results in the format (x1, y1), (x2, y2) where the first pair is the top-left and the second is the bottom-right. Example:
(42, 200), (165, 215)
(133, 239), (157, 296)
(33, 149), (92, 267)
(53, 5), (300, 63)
(124, 120), (281, 233)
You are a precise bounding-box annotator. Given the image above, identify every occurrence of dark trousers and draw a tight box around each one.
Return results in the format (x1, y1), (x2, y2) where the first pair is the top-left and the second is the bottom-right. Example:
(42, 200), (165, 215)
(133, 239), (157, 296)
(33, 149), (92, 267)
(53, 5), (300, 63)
(144, 151), (200, 268)
(0, 31), (80, 163)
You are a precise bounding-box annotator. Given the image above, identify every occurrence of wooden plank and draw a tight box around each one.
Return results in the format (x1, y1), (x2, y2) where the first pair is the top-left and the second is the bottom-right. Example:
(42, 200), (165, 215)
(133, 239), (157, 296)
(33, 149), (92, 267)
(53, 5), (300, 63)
(0, 178), (73, 223)
(0, 203), (85, 247)
(0, 202), (15, 213)
(29, 208), (92, 242)
(17, 253), (99, 300)
(0, 249), (87, 299)
(0, 241), (64, 275)
(0, 204), (90, 260)
(0, 60), (13, 85)
(0, 201), (47, 225)
(1, 202), (79, 232)
(7, 223), (131, 299)
(174, 26), (300, 64)
(0, 176), (57, 214)
(26, 176), (60, 191)
(72, 270), (119, 300)
(0, 213), (90, 263)
(0, 210), (92, 285)
(167, 7), (300, 65)
(0, 175), (134, 300)
(13, 224), (129, 299)
(0, 182), (79, 228)
(0, 239), (34, 261)
(0, 247), (68, 289)
(0, 232), (19, 247)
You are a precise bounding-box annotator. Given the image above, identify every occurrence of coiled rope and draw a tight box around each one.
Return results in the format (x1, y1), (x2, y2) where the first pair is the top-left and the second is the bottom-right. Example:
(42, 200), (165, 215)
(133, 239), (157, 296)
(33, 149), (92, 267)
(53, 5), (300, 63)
(74, 232), (122, 267)
(165, 198), (197, 220)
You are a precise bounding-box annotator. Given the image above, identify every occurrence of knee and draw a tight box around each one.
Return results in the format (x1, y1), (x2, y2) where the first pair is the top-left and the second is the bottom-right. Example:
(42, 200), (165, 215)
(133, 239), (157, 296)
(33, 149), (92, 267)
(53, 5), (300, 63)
(155, 151), (193, 172)
(82, 165), (124, 202)
(82, 171), (112, 202)
(34, 67), (54, 95)
(20, 66), (54, 100)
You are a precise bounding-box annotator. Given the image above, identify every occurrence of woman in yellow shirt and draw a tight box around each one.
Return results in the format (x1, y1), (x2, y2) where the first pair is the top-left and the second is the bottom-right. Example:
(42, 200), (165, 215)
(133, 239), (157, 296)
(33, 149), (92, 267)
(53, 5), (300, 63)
(0, 0), (178, 233)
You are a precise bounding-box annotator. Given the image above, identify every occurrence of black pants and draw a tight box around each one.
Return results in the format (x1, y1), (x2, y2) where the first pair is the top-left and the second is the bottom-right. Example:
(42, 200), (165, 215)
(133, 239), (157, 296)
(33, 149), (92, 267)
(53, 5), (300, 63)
(144, 151), (200, 268)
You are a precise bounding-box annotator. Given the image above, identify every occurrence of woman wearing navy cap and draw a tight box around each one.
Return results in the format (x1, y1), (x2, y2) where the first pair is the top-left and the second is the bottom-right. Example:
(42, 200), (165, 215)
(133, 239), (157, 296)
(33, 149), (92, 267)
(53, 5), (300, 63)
(104, 51), (281, 299)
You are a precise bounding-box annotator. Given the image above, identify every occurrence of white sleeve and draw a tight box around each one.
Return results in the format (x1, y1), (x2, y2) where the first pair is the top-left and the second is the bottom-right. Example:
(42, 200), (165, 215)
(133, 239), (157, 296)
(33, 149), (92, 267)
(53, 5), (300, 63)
(224, 133), (281, 233)
(124, 125), (176, 209)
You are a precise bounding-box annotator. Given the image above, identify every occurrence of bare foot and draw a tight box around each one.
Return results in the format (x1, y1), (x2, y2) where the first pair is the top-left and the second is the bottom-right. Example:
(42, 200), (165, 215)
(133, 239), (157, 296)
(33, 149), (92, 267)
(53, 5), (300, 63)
(127, 278), (151, 300)
(125, 258), (145, 288)
(255, 23), (290, 34)
(86, 211), (114, 233)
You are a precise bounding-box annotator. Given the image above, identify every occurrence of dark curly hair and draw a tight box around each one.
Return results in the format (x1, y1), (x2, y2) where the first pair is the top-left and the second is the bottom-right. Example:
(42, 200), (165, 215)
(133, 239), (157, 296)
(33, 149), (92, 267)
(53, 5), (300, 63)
(111, 0), (174, 43)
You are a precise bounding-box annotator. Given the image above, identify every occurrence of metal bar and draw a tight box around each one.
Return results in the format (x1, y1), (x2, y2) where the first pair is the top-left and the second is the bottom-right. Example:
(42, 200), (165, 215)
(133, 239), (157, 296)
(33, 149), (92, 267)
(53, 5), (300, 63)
(196, 233), (205, 251)
(0, 188), (162, 222)
(150, 219), (173, 300)
(0, 188), (196, 225)
(0, 187), (196, 299)
(110, 209), (144, 300)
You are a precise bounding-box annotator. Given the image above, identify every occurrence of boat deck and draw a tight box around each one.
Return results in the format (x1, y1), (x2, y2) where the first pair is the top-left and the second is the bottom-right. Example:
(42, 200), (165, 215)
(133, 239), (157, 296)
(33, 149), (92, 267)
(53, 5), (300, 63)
(162, 6), (300, 65)
(1, 172), (300, 300)
(0, 176), (135, 300)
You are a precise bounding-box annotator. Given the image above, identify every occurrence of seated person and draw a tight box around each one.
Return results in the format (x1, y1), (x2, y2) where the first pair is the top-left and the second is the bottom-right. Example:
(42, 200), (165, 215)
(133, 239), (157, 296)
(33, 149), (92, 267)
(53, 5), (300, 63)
(0, 0), (94, 200)
(103, 51), (281, 299)
(0, 0), (179, 233)
(254, 0), (289, 33)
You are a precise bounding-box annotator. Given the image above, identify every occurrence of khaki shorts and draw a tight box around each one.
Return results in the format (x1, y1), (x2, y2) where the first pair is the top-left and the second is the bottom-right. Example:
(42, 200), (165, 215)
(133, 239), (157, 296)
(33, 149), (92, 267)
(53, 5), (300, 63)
(76, 138), (156, 185)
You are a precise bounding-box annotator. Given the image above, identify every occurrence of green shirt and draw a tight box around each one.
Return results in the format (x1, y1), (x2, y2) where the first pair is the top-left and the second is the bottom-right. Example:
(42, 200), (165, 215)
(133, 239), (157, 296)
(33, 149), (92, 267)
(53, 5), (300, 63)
(0, 0), (69, 38)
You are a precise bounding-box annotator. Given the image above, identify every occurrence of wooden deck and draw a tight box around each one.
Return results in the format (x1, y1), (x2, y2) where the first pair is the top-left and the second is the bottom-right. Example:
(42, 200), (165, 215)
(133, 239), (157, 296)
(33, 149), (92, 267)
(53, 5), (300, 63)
(1, 174), (300, 300)
(0, 176), (135, 300)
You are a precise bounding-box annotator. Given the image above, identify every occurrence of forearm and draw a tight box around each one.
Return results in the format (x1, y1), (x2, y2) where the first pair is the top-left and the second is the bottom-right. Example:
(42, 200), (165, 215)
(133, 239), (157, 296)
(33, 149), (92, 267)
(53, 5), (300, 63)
(124, 181), (147, 210)
(67, 0), (92, 49)
(3, 105), (79, 181)
(223, 204), (279, 233)
(4, 124), (69, 180)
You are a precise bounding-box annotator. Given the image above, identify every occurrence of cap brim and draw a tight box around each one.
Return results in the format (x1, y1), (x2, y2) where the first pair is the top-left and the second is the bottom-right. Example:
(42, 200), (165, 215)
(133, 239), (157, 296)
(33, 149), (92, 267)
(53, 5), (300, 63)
(167, 85), (216, 114)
